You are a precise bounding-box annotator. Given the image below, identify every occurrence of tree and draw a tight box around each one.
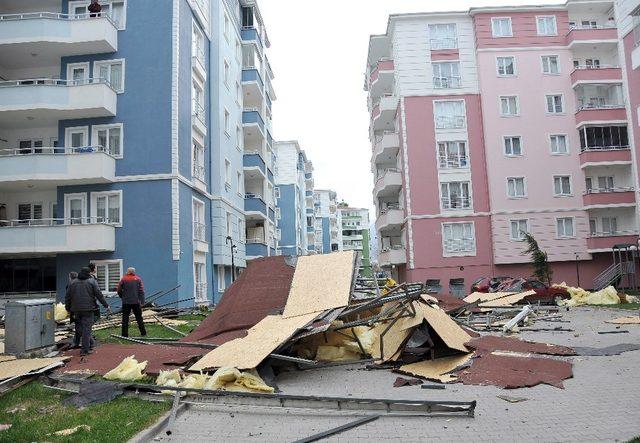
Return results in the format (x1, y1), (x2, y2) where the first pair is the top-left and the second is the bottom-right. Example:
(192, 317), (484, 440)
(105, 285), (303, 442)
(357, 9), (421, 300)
(522, 232), (553, 285)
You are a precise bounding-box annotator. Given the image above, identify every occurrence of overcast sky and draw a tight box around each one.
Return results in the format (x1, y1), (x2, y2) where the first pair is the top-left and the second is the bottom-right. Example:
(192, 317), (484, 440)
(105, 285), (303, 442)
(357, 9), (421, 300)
(259, 0), (561, 215)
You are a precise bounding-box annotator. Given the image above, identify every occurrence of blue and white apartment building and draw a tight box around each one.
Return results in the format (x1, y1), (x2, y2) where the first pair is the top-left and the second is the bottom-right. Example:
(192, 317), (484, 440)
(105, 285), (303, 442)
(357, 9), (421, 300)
(0, 0), (277, 305)
(313, 189), (341, 254)
(273, 140), (315, 256)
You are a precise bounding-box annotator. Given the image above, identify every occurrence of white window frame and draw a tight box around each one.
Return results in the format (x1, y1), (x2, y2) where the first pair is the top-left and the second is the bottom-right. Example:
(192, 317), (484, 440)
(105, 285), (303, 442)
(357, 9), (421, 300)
(236, 125), (242, 151)
(506, 177), (527, 199)
(499, 95), (520, 117)
(224, 59), (230, 88)
(545, 94), (564, 114)
(223, 14), (230, 43)
(192, 197), (206, 242)
(91, 259), (123, 296)
(65, 126), (89, 148)
(275, 187), (281, 199)
(492, 17), (513, 37)
(541, 55), (560, 74)
(66, 62), (89, 84)
(90, 190), (123, 227)
(496, 56), (516, 76)
(91, 123), (123, 158)
(223, 108), (230, 136)
(441, 222), (476, 257)
(440, 181), (472, 211)
(69, 0), (127, 29)
(549, 134), (569, 155)
(93, 59), (125, 93)
(64, 193), (87, 223)
(217, 265), (226, 292)
(225, 211), (232, 237)
(536, 15), (558, 36)
(503, 135), (523, 156)
(276, 207), (281, 220)
(237, 170), (243, 197)
(510, 219), (530, 241)
(556, 217), (575, 239)
(433, 100), (467, 129)
(553, 175), (573, 196)
(17, 202), (43, 222)
(428, 23), (458, 50)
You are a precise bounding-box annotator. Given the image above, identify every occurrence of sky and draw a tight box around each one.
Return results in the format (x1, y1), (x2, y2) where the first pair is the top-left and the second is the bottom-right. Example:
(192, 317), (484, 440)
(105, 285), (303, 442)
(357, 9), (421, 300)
(258, 0), (562, 215)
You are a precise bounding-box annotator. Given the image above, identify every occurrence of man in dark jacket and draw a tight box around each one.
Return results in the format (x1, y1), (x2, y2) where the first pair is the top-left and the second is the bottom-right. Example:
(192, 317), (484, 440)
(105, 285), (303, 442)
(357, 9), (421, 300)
(117, 267), (147, 337)
(88, 0), (102, 17)
(65, 267), (111, 356)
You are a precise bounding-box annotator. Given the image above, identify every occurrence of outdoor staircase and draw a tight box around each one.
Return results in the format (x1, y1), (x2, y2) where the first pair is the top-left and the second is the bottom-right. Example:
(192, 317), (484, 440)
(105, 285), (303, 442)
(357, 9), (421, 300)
(592, 261), (634, 291)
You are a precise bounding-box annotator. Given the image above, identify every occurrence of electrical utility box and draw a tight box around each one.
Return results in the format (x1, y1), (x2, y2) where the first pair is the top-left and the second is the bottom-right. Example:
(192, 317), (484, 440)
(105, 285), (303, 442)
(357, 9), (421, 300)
(5, 299), (55, 354)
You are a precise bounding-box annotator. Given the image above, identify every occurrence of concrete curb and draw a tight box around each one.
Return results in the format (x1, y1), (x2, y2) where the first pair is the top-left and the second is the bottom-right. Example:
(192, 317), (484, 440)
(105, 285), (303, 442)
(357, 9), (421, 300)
(128, 403), (187, 443)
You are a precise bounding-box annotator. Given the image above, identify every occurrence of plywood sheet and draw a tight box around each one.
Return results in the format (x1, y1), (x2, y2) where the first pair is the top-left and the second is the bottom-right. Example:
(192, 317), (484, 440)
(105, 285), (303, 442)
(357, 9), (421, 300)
(399, 353), (472, 383)
(282, 251), (355, 318)
(370, 321), (412, 362)
(606, 316), (640, 325)
(0, 357), (66, 381)
(0, 355), (16, 363)
(463, 292), (515, 303)
(418, 304), (472, 352)
(190, 313), (317, 371)
(478, 291), (535, 308)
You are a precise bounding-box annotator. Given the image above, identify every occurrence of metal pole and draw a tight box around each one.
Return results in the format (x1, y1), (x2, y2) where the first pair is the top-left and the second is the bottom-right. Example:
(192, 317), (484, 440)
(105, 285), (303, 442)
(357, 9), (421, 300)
(575, 253), (580, 287)
(226, 236), (236, 282)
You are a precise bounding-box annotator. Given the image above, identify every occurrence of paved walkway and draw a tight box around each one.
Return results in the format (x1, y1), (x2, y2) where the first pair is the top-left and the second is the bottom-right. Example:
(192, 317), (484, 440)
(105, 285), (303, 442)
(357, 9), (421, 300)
(147, 307), (640, 442)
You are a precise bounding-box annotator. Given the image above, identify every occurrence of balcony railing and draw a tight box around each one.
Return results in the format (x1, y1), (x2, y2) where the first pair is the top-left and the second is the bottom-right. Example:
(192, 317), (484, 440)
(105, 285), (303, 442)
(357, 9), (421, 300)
(194, 282), (207, 303)
(376, 167), (400, 183)
(0, 76), (115, 91)
(584, 186), (634, 195)
(589, 230), (638, 238)
(441, 196), (471, 210)
(438, 154), (468, 169)
(443, 238), (475, 253)
(0, 217), (112, 228)
(573, 64), (619, 70)
(0, 11), (117, 27)
(246, 237), (267, 244)
(433, 76), (461, 89)
(193, 221), (206, 242)
(430, 38), (458, 50)
(192, 46), (206, 70)
(192, 101), (206, 124)
(580, 144), (629, 152)
(435, 115), (466, 130)
(568, 23), (616, 30)
(576, 102), (624, 111)
(0, 145), (113, 157)
(380, 203), (400, 214)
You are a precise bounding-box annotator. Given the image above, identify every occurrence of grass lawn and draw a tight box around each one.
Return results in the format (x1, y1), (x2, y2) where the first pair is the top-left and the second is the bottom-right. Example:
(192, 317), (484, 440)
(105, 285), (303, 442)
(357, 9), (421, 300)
(0, 381), (170, 443)
(93, 315), (203, 345)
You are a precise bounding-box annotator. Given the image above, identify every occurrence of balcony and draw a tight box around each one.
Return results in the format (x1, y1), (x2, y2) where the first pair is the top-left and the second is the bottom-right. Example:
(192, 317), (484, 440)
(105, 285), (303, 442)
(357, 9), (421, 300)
(583, 188), (636, 208)
(242, 69), (264, 108)
(246, 240), (268, 258)
(241, 27), (263, 48)
(373, 168), (402, 198)
(243, 152), (266, 175)
(566, 25), (618, 49)
(376, 208), (404, 233)
(0, 13), (118, 69)
(369, 59), (394, 99)
(0, 78), (117, 126)
(371, 95), (398, 131)
(438, 153), (469, 170)
(0, 146), (115, 189)
(192, 100), (207, 135)
(372, 131), (400, 166)
(441, 196), (472, 211)
(192, 221), (208, 253)
(587, 233), (639, 252)
(570, 66), (622, 86)
(378, 247), (406, 267)
(0, 219), (115, 256)
(192, 46), (206, 81)
(579, 147), (631, 167)
(244, 194), (267, 218)
(575, 105), (627, 126)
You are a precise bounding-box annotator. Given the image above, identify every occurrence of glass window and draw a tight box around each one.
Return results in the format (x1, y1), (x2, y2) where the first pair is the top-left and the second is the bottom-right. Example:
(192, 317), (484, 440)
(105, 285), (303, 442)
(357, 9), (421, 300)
(597, 176), (615, 191)
(510, 219), (529, 240)
(94, 125), (122, 157)
(537, 16), (558, 35)
(433, 62), (461, 88)
(442, 222), (475, 253)
(438, 141), (467, 168)
(440, 182), (471, 210)
(550, 135), (568, 154)
(546, 94), (564, 113)
(500, 96), (519, 116)
(492, 17), (513, 37)
(496, 56), (515, 76)
(541, 56), (560, 74)
(504, 136), (522, 156)
(434, 101), (466, 129)
(602, 217), (618, 234)
(96, 60), (124, 92)
(429, 23), (458, 49)
(93, 192), (121, 224)
(553, 176), (572, 195)
(556, 218), (574, 238)
(93, 260), (122, 294)
(580, 126), (629, 150)
(507, 177), (526, 198)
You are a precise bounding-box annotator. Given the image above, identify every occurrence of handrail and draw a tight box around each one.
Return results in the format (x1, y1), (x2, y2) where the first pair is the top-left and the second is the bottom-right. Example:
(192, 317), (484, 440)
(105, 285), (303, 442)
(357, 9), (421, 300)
(246, 237), (267, 244)
(593, 262), (622, 290)
(572, 64), (619, 71)
(580, 145), (629, 152)
(584, 186), (634, 195)
(589, 230), (639, 238)
(435, 115), (466, 129)
(568, 23), (616, 31)
(0, 11), (117, 27)
(192, 221), (206, 241)
(192, 100), (206, 123)
(245, 193), (265, 201)
(0, 77), (115, 91)
(0, 217), (113, 227)
(438, 153), (469, 169)
(0, 145), (112, 156)
(192, 163), (205, 181)
(576, 103), (625, 111)
(441, 196), (472, 210)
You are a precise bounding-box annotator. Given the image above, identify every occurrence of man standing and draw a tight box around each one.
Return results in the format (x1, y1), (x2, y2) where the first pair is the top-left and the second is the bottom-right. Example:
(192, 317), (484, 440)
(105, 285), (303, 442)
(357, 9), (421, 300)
(88, 0), (102, 17)
(117, 267), (147, 337)
(65, 267), (111, 356)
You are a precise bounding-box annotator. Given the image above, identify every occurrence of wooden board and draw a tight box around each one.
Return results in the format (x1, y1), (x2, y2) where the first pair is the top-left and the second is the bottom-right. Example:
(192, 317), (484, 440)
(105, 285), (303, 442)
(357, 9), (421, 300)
(605, 316), (640, 325)
(478, 291), (535, 308)
(463, 292), (515, 303)
(282, 251), (355, 318)
(0, 357), (66, 381)
(0, 355), (16, 363)
(399, 353), (472, 383)
(418, 304), (472, 353)
(189, 313), (318, 371)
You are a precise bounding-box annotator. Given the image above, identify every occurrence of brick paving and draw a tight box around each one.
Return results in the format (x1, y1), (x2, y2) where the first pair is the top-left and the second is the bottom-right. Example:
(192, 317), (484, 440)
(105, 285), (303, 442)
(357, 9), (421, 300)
(148, 307), (640, 442)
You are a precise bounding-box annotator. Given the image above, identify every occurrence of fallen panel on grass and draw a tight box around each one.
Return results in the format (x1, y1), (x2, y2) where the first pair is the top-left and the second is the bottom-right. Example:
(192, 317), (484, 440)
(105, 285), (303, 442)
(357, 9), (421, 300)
(0, 357), (67, 381)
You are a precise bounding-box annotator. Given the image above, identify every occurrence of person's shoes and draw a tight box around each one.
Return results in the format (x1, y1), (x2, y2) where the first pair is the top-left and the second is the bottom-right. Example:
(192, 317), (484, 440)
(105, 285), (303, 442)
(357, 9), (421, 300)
(79, 350), (94, 357)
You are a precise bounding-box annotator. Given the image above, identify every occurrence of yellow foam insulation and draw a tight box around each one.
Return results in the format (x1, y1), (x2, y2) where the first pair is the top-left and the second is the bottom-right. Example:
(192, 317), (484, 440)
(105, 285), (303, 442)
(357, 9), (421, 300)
(52, 425), (91, 436)
(553, 283), (620, 306)
(282, 251), (355, 318)
(316, 345), (361, 362)
(54, 303), (69, 321)
(190, 313), (317, 371)
(399, 353), (472, 383)
(0, 357), (66, 381)
(418, 304), (471, 353)
(156, 367), (274, 394)
(606, 316), (640, 325)
(296, 323), (376, 361)
(104, 356), (148, 381)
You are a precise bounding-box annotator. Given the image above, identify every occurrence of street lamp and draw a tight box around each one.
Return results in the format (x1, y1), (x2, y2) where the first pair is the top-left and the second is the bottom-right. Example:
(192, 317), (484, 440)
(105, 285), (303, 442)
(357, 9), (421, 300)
(575, 252), (580, 287)
(226, 235), (237, 282)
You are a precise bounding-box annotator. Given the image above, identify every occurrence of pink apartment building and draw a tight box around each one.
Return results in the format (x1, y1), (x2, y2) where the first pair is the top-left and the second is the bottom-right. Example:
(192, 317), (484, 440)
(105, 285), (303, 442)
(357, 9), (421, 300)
(368, 0), (640, 290)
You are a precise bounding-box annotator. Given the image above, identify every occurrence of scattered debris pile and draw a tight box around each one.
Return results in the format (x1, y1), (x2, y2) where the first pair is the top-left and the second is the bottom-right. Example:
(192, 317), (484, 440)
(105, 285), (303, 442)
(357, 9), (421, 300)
(552, 283), (640, 307)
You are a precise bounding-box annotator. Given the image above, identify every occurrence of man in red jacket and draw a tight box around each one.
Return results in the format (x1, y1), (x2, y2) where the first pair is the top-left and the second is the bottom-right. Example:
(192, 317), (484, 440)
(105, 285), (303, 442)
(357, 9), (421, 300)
(117, 267), (147, 337)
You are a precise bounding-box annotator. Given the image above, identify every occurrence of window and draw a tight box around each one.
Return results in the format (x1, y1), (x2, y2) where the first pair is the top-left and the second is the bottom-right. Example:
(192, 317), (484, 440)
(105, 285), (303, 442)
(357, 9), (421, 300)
(585, 58), (601, 69)
(65, 193), (86, 224)
(236, 81), (241, 103)
(434, 100), (466, 129)
(536, 16), (557, 35)
(224, 109), (230, 135)
(429, 23), (458, 49)
(276, 207), (281, 220)
(546, 94), (564, 113)
(70, 0), (126, 29)
(17, 203), (43, 223)
(235, 39), (241, 61)
(192, 141), (205, 181)
(541, 56), (560, 74)
(500, 96), (519, 116)
(239, 219), (245, 242)
(510, 219), (529, 240)
(224, 60), (230, 88)
(597, 176), (615, 192)
(92, 260), (122, 295)
(237, 171), (243, 196)
(440, 182), (471, 210)
(507, 177), (526, 198)
(94, 59), (124, 92)
(92, 124), (123, 157)
(225, 212), (232, 237)
(65, 126), (88, 148)
(556, 217), (574, 238)
(217, 266), (226, 292)
(589, 218), (597, 235)
(492, 17), (513, 37)
(433, 62), (461, 88)
(503, 136), (522, 156)
(67, 62), (88, 85)
(192, 23), (205, 64)
(224, 14), (230, 42)
(275, 187), (281, 199)
(192, 199), (205, 241)
(438, 141), (468, 168)
(579, 126), (629, 150)
(224, 159), (231, 188)
(550, 135), (568, 154)
(91, 191), (122, 225)
(602, 217), (618, 234)
(553, 176), (572, 196)
(581, 20), (598, 29)
(496, 56), (515, 76)
(442, 222), (475, 254)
